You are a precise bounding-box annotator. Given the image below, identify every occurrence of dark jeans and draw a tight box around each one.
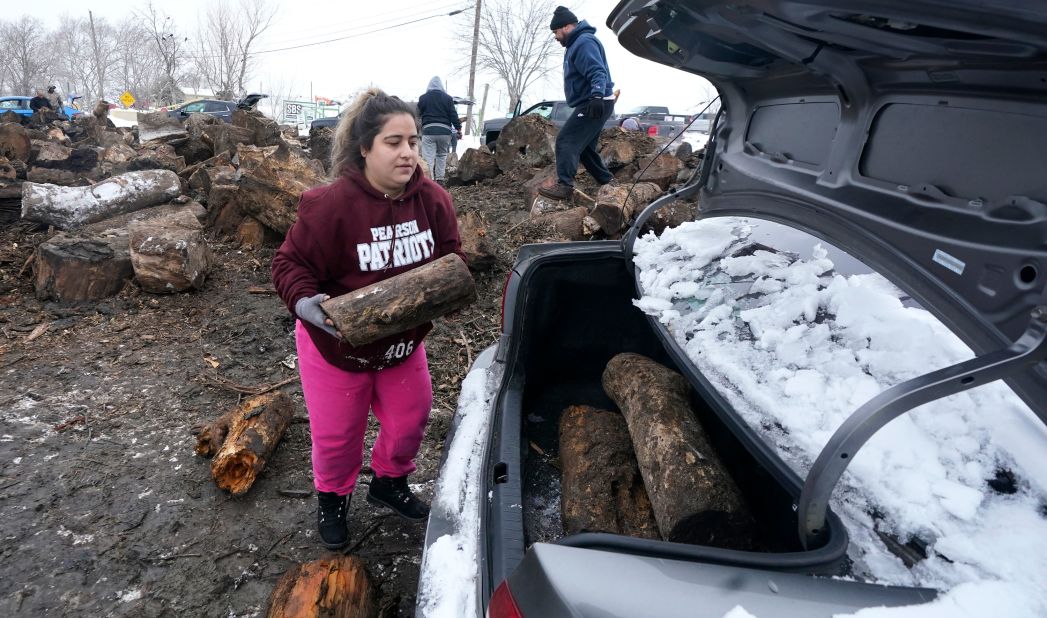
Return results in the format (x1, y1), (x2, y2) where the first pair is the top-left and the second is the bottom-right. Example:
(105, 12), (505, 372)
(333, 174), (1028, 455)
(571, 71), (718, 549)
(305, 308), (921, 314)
(555, 102), (614, 187)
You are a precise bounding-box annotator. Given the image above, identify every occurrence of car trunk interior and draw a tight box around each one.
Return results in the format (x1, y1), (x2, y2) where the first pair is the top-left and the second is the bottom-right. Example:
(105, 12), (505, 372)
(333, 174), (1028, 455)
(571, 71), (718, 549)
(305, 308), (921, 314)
(495, 250), (847, 575)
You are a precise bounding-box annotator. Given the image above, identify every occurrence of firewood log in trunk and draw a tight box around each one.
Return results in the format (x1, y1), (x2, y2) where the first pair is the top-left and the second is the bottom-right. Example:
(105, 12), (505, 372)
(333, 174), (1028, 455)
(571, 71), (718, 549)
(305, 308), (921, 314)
(602, 353), (755, 548)
(559, 405), (659, 538)
(266, 556), (377, 618)
(21, 169), (182, 229)
(321, 253), (476, 347)
(193, 391), (294, 495)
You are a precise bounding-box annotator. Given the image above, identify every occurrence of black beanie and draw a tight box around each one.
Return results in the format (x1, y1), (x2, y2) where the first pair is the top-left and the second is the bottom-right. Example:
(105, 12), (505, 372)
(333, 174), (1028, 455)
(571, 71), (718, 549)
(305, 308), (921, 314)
(550, 6), (578, 30)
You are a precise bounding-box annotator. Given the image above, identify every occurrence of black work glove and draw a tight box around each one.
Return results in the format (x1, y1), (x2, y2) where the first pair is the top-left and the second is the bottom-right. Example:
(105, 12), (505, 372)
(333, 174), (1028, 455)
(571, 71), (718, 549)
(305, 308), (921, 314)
(295, 293), (340, 339)
(586, 97), (607, 119)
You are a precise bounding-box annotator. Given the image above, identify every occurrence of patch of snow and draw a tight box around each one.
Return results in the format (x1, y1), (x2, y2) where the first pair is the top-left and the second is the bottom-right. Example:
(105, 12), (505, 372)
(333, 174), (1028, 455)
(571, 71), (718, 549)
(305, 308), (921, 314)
(417, 350), (499, 618)
(118, 589), (142, 603)
(633, 216), (1047, 615)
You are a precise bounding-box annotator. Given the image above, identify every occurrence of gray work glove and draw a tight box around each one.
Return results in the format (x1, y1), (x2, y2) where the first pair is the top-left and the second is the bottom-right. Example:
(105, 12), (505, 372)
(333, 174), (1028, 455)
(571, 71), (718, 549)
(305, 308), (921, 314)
(295, 293), (340, 339)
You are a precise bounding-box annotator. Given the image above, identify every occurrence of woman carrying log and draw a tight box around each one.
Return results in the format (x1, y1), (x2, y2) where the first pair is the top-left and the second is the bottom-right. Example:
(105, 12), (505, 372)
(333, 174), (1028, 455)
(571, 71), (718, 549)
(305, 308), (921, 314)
(272, 88), (463, 550)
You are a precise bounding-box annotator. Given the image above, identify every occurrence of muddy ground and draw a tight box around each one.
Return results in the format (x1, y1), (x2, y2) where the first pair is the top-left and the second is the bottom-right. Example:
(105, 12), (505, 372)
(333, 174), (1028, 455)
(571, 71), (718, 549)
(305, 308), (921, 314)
(0, 171), (586, 617)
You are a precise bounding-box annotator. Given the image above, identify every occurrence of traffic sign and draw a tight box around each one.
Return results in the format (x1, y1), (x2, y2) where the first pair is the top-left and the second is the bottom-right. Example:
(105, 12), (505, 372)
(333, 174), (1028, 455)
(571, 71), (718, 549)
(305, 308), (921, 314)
(119, 90), (136, 108)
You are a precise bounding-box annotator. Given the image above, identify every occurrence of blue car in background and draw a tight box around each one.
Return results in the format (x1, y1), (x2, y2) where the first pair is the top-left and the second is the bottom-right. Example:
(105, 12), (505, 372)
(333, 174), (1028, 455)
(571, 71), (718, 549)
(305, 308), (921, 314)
(0, 95), (84, 118)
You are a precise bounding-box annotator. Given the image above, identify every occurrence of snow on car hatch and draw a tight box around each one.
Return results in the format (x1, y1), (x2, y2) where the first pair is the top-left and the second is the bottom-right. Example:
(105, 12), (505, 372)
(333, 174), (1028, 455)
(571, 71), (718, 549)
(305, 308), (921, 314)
(633, 217), (1047, 616)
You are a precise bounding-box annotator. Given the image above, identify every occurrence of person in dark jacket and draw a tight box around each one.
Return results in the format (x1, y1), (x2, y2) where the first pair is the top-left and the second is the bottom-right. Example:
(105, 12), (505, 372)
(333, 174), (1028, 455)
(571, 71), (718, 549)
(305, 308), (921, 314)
(538, 6), (616, 201)
(417, 76), (462, 182)
(271, 88), (463, 550)
(29, 89), (53, 113)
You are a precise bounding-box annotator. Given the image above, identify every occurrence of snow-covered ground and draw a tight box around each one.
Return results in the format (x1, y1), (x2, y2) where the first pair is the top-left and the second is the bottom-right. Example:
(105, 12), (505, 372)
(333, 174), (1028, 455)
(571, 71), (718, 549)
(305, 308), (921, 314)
(633, 217), (1047, 617)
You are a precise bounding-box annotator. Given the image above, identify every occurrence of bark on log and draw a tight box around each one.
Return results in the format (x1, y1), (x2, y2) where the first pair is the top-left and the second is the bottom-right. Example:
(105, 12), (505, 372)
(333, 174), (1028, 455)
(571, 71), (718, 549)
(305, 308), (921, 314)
(238, 144), (325, 234)
(233, 109), (282, 147)
(128, 209), (212, 293)
(590, 182), (663, 234)
(0, 123), (32, 162)
(193, 391), (295, 495)
(602, 353), (755, 547)
(494, 114), (557, 172)
(1, 182), (23, 226)
(531, 206), (590, 241)
(307, 126), (333, 170)
(634, 153), (685, 190)
(598, 128), (656, 169)
(82, 201), (205, 235)
(321, 253), (477, 347)
(266, 555), (377, 618)
(33, 233), (133, 302)
(456, 147), (500, 183)
(21, 169), (182, 229)
(559, 405), (659, 538)
(0, 157), (15, 181)
(207, 184), (246, 236)
(25, 168), (91, 186)
(456, 211), (497, 271)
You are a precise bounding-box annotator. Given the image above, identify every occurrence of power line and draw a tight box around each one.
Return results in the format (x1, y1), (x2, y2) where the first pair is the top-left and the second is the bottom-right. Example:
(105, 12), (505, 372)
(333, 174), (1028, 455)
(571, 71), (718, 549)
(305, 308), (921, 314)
(258, 0), (469, 47)
(252, 5), (472, 55)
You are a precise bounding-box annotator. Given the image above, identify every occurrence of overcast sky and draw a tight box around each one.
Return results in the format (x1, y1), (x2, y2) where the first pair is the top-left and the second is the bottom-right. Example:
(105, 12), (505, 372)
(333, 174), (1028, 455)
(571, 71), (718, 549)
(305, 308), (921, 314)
(15, 0), (717, 117)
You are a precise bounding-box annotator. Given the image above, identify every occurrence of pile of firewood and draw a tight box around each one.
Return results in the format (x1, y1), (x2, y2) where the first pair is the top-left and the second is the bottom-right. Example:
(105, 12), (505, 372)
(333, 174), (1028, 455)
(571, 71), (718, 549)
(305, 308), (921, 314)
(447, 114), (703, 241)
(0, 105), (335, 302)
(559, 353), (757, 549)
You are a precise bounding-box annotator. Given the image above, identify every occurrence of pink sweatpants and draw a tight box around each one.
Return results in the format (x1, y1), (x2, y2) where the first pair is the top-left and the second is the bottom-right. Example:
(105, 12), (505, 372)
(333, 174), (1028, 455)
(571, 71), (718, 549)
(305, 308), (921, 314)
(295, 321), (433, 495)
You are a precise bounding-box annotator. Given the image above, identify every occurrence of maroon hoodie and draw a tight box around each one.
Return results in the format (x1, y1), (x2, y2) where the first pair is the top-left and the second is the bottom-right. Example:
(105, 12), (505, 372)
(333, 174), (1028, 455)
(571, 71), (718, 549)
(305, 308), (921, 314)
(271, 165), (462, 371)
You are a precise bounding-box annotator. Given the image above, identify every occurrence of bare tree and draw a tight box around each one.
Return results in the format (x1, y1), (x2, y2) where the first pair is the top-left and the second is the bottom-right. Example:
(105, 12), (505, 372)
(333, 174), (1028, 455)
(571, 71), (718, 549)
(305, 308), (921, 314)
(135, 2), (187, 105)
(49, 16), (94, 102)
(113, 16), (162, 107)
(257, 73), (297, 123)
(468, 0), (559, 112)
(0, 16), (51, 95)
(193, 0), (276, 100)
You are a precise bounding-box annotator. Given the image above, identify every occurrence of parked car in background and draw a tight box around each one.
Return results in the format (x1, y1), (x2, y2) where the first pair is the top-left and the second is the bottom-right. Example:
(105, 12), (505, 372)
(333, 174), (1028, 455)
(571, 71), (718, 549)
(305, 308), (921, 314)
(0, 96), (84, 118)
(482, 99), (619, 150)
(416, 0), (1047, 616)
(618, 104), (692, 139)
(167, 93), (267, 123)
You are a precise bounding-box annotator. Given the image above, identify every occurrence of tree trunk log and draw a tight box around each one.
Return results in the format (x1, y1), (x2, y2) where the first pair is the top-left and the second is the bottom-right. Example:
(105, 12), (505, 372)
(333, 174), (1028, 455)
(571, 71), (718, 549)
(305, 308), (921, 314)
(128, 208), (212, 293)
(559, 405), (659, 538)
(531, 206), (590, 241)
(456, 211), (497, 272)
(196, 391), (295, 495)
(237, 143), (325, 235)
(0, 123), (32, 162)
(456, 147), (499, 183)
(494, 114), (557, 173)
(32, 233), (133, 302)
(21, 169), (182, 229)
(266, 556), (377, 618)
(590, 182), (663, 235)
(602, 353), (755, 547)
(321, 253), (477, 347)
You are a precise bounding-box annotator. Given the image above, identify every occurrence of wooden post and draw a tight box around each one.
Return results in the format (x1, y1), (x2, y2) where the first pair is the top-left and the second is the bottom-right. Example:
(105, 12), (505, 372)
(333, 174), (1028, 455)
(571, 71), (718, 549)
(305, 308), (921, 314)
(465, 0), (483, 135)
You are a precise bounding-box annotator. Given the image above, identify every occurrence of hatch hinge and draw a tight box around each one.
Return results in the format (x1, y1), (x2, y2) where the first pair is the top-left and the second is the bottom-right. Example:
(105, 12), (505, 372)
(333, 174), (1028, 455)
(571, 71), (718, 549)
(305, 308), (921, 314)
(797, 306), (1047, 549)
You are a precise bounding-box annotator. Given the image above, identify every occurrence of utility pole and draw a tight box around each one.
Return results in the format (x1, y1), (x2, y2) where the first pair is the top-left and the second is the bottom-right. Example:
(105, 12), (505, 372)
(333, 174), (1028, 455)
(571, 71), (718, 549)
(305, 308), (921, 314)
(465, 0), (482, 135)
(88, 10), (105, 102)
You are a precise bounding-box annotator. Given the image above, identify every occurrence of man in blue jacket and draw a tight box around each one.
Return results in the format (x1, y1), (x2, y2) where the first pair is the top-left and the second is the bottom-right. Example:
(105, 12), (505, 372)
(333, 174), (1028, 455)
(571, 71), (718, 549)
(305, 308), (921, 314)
(538, 6), (616, 201)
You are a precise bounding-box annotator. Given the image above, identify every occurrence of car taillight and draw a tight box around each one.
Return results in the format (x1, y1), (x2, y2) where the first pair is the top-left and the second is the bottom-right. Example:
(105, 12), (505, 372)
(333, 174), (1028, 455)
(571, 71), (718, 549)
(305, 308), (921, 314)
(500, 271), (513, 332)
(487, 580), (523, 618)
(647, 125), (658, 136)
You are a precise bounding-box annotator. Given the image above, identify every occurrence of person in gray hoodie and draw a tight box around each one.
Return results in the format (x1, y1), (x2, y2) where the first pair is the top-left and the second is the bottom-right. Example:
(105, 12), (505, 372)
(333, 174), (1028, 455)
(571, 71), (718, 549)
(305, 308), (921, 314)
(417, 76), (462, 182)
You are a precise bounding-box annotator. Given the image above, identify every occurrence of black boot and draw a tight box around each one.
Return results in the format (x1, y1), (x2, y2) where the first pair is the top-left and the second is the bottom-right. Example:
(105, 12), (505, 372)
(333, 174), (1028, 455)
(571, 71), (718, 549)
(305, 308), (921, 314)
(316, 491), (350, 549)
(537, 182), (574, 200)
(366, 475), (430, 521)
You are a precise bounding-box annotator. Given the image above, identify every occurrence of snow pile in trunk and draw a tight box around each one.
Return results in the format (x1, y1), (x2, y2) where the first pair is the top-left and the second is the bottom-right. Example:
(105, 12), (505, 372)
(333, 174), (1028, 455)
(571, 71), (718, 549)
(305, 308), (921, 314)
(633, 217), (1047, 616)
